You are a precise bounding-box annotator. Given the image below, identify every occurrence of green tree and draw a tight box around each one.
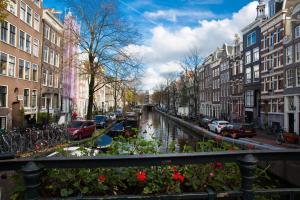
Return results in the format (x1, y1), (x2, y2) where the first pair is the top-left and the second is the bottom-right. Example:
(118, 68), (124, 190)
(0, 0), (8, 22)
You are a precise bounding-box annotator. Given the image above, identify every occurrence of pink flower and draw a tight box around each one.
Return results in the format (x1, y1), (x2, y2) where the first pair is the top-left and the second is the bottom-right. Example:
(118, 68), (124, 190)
(215, 162), (223, 169)
(209, 172), (215, 177)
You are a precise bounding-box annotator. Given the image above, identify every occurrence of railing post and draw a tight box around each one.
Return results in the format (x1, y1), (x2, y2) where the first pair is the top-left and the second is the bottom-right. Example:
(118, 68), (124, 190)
(238, 154), (257, 200)
(22, 162), (41, 200)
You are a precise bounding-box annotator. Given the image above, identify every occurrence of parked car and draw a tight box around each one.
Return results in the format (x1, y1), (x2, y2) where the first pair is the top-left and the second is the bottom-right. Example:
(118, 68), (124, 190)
(208, 120), (229, 134)
(67, 120), (96, 140)
(107, 112), (117, 120)
(199, 117), (213, 129)
(221, 123), (256, 139)
(94, 115), (108, 128)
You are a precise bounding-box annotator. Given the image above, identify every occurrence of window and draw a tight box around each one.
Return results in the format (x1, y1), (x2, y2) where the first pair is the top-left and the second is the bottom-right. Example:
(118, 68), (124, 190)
(0, 117), (6, 130)
(34, 0), (40, 7)
(0, 86), (7, 107)
(247, 31), (256, 47)
(19, 59), (24, 79)
(34, 13), (40, 31)
(0, 53), (7, 75)
(54, 73), (59, 88)
(270, 32), (274, 48)
(55, 53), (60, 67)
(26, 5), (32, 25)
(7, 0), (17, 15)
(20, 1), (26, 21)
(296, 42), (300, 62)
(245, 51), (251, 64)
(24, 89), (30, 107)
(246, 67), (251, 83)
(295, 25), (300, 38)
(277, 28), (281, 42)
(33, 39), (39, 57)
(48, 71), (53, 86)
(8, 55), (15, 77)
(0, 21), (8, 42)
(25, 61), (30, 80)
(297, 67), (300, 86)
(44, 25), (50, 40)
(19, 30), (25, 50)
(245, 90), (254, 107)
(25, 34), (31, 53)
(253, 65), (259, 80)
(31, 90), (37, 108)
(286, 46), (293, 65)
(32, 64), (38, 81)
(43, 46), (49, 63)
(286, 69), (295, 87)
(42, 69), (47, 85)
(271, 99), (278, 113)
(56, 36), (61, 47)
(253, 47), (259, 62)
(50, 50), (54, 65)
(51, 31), (56, 44)
(264, 35), (268, 48)
(9, 24), (16, 46)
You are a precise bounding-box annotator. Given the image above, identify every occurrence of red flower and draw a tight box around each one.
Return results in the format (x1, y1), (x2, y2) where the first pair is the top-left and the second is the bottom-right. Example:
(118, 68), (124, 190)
(136, 171), (147, 182)
(209, 163), (215, 168)
(172, 166), (177, 172)
(172, 172), (185, 183)
(215, 162), (223, 169)
(98, 175), (106, 183)
(247, 144), (254, 150)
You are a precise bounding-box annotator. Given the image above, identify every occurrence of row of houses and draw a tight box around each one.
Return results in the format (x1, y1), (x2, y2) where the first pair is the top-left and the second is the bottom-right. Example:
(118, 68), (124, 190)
(0, 0), (119, 130)
(165, 0), (300, 135)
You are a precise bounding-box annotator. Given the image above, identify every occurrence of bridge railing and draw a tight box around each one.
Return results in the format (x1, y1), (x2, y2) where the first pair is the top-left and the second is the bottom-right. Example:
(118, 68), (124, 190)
(1, 149), (300, 200)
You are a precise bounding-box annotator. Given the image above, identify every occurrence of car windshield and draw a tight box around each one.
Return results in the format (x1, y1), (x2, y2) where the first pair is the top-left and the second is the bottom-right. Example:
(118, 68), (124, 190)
(95, 116), (106, 121)
(70, 121), (84, 128)
(242, 124), (253, 129)
(219, 122), (229, 125)
(230, 124), (241, 129)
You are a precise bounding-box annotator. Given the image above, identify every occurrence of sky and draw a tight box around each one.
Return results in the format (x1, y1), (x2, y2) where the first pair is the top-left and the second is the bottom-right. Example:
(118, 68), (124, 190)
(44, 0), (260, 91)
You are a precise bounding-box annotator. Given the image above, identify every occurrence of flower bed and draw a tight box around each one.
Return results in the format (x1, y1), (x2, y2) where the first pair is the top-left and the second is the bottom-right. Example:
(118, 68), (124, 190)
(11, 136), (281, 199)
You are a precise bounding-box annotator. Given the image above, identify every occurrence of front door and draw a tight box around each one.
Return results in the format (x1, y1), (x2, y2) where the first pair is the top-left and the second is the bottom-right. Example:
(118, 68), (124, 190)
(288, 113), (294, 133)
(12, 102), (21, 128)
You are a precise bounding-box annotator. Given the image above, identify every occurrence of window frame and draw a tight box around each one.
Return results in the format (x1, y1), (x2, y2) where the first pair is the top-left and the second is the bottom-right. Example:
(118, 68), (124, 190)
(0, 85), (8, 108)
(23, 88), (30, 108)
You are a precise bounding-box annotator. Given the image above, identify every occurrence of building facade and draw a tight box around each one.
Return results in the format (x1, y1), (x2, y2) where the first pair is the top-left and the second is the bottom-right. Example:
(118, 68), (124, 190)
(40, 9), (63, 119)
(260, 0), (285, 128)
(0, 0), (43, 129)
(283, 2), (300, 135)
(242, 0), (267, 124)
(229, 35), (244, 123)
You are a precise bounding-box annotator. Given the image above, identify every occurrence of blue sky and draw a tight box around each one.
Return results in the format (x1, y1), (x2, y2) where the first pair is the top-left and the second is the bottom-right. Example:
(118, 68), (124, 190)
(44, 0), (259, 90)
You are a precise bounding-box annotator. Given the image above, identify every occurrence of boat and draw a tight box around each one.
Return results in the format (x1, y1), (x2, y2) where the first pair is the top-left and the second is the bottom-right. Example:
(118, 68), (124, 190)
(124, 112), (139, 128)
(95, 134), (113, 150)
(107, 123), (125, 137)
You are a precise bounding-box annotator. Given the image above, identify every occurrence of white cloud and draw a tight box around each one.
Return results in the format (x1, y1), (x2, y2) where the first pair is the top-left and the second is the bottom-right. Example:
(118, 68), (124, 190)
(128, 1), (259, 90)
(144, 9), (216, 22)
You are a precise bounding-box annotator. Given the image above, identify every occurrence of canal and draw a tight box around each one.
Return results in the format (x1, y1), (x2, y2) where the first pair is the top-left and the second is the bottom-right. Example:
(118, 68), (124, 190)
(138, 109), (204, 152)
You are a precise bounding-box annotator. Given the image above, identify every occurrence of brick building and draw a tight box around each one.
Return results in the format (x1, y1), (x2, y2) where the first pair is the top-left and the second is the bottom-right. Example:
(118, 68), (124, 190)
(0, 0), (43, 129)
(40, 9), (63, 119)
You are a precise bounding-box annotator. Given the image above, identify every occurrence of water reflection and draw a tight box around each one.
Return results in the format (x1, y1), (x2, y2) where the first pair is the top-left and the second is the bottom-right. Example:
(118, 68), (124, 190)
(139, 110), (202, 152)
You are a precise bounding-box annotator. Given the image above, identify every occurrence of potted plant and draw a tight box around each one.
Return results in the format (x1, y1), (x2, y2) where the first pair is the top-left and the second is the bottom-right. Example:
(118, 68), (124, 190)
(283, 132), (299, 144)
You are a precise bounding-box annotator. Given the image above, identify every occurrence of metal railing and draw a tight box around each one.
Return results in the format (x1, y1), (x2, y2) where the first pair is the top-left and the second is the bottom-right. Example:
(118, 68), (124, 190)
(1, 149), (300, 199)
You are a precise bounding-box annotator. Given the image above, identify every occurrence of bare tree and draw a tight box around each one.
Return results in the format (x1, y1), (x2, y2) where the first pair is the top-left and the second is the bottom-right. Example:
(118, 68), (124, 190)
(180, 47), (203, 117)
(65, 0), (142, 119)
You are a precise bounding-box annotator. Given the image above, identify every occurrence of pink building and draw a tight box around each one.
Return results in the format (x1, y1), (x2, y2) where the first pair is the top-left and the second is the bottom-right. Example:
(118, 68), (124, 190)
(61, 11), (80, 120)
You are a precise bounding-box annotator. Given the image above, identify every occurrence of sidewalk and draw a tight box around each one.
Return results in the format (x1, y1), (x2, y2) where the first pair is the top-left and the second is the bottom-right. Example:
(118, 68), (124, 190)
(245, 129), (300, 149)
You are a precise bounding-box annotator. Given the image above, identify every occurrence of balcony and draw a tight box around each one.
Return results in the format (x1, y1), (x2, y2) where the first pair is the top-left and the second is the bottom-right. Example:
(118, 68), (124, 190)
(1, 150), (300, 199)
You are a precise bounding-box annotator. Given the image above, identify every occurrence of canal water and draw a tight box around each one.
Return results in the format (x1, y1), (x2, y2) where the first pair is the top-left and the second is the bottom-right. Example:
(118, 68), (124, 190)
(138, 109), (204, 152)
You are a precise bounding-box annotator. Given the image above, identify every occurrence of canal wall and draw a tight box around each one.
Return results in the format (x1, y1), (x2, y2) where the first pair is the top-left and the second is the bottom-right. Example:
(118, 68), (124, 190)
(157, 110), (300, 186)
